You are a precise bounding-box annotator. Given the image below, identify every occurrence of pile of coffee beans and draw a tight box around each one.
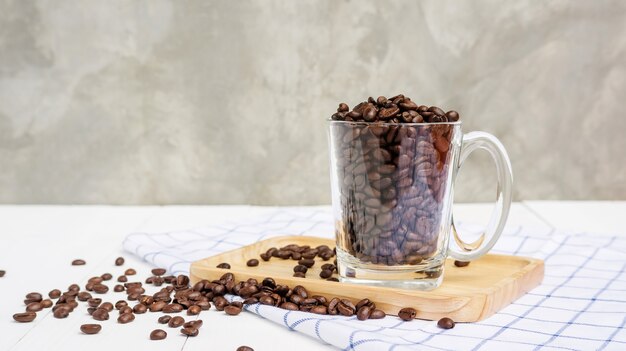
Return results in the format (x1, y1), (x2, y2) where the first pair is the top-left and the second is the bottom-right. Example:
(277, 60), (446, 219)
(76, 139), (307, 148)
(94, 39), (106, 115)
(256, 244), (338, 280)
(329, 95), (460, 270)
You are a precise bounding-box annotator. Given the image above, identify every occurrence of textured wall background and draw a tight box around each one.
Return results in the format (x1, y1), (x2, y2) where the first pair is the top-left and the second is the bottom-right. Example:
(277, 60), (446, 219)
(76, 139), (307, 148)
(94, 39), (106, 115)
(1, 0), (625, 205)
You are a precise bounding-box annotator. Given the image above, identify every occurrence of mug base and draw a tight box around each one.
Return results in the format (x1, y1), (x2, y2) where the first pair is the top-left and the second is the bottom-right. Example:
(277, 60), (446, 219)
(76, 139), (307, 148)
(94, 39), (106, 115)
(336, 249), (445, 290)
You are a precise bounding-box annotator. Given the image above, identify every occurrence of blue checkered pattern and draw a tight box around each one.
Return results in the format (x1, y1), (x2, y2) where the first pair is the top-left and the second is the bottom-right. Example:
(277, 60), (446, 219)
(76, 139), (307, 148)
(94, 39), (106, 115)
(123, 208), (626, 350)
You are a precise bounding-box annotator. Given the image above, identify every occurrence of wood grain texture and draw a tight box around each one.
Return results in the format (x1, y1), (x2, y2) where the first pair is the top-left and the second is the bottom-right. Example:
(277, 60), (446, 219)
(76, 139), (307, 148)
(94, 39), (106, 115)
(190, 236), (544, 322)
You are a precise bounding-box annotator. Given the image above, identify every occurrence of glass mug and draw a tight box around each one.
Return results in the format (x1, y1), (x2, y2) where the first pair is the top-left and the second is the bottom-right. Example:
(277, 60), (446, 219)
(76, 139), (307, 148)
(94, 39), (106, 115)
(328, 120), (512, 290)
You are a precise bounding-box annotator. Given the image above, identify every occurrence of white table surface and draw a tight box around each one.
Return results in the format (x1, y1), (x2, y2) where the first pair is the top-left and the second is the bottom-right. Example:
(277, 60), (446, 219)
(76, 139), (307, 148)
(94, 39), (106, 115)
(0, 201), (623, 351)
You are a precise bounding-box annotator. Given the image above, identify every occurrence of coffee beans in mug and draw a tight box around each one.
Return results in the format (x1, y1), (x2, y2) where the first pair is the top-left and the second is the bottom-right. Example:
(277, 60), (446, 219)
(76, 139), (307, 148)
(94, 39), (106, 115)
(437, 317), (455, 329)
(80, 324), (102, 335)
(13, 312), (36, 323)
(150, 329), (167, 340)
(398, 307), (417, 321)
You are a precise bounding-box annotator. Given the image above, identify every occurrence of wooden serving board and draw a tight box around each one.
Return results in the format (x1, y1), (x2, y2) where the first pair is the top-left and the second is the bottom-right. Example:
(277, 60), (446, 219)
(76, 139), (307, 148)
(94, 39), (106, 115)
(190, 236), (544, 322)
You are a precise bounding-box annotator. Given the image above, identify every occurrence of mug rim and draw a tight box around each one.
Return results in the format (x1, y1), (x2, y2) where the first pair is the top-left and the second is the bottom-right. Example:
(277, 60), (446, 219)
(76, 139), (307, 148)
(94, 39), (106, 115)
(327, 119), (462, 126)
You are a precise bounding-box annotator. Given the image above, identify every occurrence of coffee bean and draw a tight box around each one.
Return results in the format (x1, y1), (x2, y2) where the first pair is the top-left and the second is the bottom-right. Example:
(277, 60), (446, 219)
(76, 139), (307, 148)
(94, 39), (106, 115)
(71, 259), (86, 266)
(25, 302), (43, 312)
(224, 305), (242, 316)
(454, 260), (470, 267)
(118, 312), (135, 324)
(168, 316), (185, 328)
(114, 257), (124, 266)
(101, 273), (112, 281)
(437, 317), (455, 329)
(133, 303), (147, 314)
(124, 268), (136, 275)
(319, 269), (333, 279)
(117, 275), (128, 282)
(77, 291), (92, 301)
(151, 268), (166, 276)
(293, 265), (308, 273)
(48, 289), (61, 299)
(119, 306), (132, 315)
(293, 272), (306, 278)
(92, 284), (109, 294)
(280, 302), (299, 311)
(311, 305), (328, 315)
(80, 324), (101, 335)
(0, 270), (5, 277)
(92, 308), (109, 321)
(337, 103), (349, 112)
(150, 301), (167, 312)
(150, 329), (167, 340)
(216, 263), (231, 269)
(113, 284), (124, 292)
(40, 299), (52, 308)
(398, 307), (416, 321)
(237, 346), (254, 351)
(357, 305), (372, 320)
(53, 306), (70, 318)
(369, 309), (386, 319)
(162, 303), (183, 313)
(155, 316), (170, 324)
(13, 312), (36, 323)
(246, 259), (259, 267)
(24, 292), (42, 304)
(187, 305), (201, 315)
(181, 327), (199, 337)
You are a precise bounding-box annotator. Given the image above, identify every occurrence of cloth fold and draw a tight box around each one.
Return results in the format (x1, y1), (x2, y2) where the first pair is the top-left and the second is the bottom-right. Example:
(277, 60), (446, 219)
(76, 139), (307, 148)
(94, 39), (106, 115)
(123, 207), (626, 351)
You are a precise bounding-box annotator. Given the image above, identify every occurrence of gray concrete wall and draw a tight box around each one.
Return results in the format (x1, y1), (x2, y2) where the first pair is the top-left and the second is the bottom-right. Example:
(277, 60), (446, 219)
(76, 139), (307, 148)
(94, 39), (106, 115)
(1, 0), (625, 205)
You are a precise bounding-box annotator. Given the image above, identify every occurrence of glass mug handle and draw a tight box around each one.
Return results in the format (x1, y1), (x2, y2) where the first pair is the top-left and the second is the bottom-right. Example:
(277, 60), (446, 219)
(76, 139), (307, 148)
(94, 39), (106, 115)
(448, 131), (513, 261)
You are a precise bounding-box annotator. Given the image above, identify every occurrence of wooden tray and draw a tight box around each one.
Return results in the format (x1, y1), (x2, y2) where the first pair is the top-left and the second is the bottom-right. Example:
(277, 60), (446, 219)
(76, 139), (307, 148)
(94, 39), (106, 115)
(190, 236), (544, 322)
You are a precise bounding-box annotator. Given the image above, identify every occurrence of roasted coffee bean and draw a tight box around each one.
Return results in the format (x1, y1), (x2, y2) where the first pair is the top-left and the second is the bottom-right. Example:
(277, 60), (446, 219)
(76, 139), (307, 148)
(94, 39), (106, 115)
(213, 296), (228, 311)
(297, 258), (315, 268)
(187, 305), (201, 315)
(119, 306), (133, 315)
(369, 309), (386, 319)
(40, 299), (53, 308)
(150, 268), (166, 276)
(338, 103), (349, 112)
(163, 303), (183, 313)
(319, 269), (333, 279)
(72, 259), (86, 266)
(357, 306), (372, 320)
(237, 347), (254, 351)
(168, 316), (185, 328)
(337, 299), (356, 316)
(311, 305), (328, 315)
(280, 302), (299, 311)
(398, 307), (416, 321)
(13, 312), (36, 323)
(150, 329), (167, 340)
(68, 283), (80, 292)
(101, 273), (112, 281)
(293, 272), (306, 278)
(118, 312), (135, 324)
(48, 289), (61, 299)
(454, 260), (470, 267)
(133, 303), (148, 314)
(115, 300), (128, 310)
(124, 268), (136, 276)
(216, 262), (231, 269)
(437, 317), (455, 329)
(115, 257), (125, 266)
(80, 324), (101, 335)
(261, 277), (276, 289)
(0, 270), (4, 277)
(53, 306), (71, 318)
(117, 275), (128, 283)
(24, 292), (43, 304)
(181, 327), (199, 337)
(77, 292), (92, 301)
(92, 284), (109, 294)
(113, 284), (124, 292)
(158, 315), (171, 324)
(92, 308), (109, 321)
(25, 302), (43, 312)
(293, 265), (308, 273)
(184, 320), (203, 329)
(150, 301), (167, 312)
(246, 259), (259, 267)
(259, 253), (270, 261)
(224, 305), (242, 316)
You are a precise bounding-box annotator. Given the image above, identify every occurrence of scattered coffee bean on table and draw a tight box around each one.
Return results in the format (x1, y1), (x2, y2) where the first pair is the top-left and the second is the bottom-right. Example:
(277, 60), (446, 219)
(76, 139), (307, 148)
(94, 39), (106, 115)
(168, 316), (185, 328)
(437, 317), (455, 329)
(71, 259), (86, 266)
(48, 289), (61, 299)
(80, 324), (102, 335)
(237, 347), (254, 351)
(115, 257), (125, 266)
(454, 260), (470, 267)
(13, 312), (36, 323)
(24, 292), (42, 304)
(398, 307), (417, 321)
(224, 305), (242, 316)
(181, 327), (199, 337)
(26, 302), (43, 312)
(184, 320), (203, 329)
(118, 312), (135, 324)
(216, 262), (231, 269)
(0, 270), (5, 277)
(158, 315), (171, 324)
(150, 329), (167, 340)
(124, 268), (136, 276)
(246, 259), (259, 267)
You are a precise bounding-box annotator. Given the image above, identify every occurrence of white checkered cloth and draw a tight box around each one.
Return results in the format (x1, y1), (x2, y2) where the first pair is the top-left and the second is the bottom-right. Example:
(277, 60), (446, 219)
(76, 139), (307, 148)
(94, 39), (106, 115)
(123, 207), (626, 351)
